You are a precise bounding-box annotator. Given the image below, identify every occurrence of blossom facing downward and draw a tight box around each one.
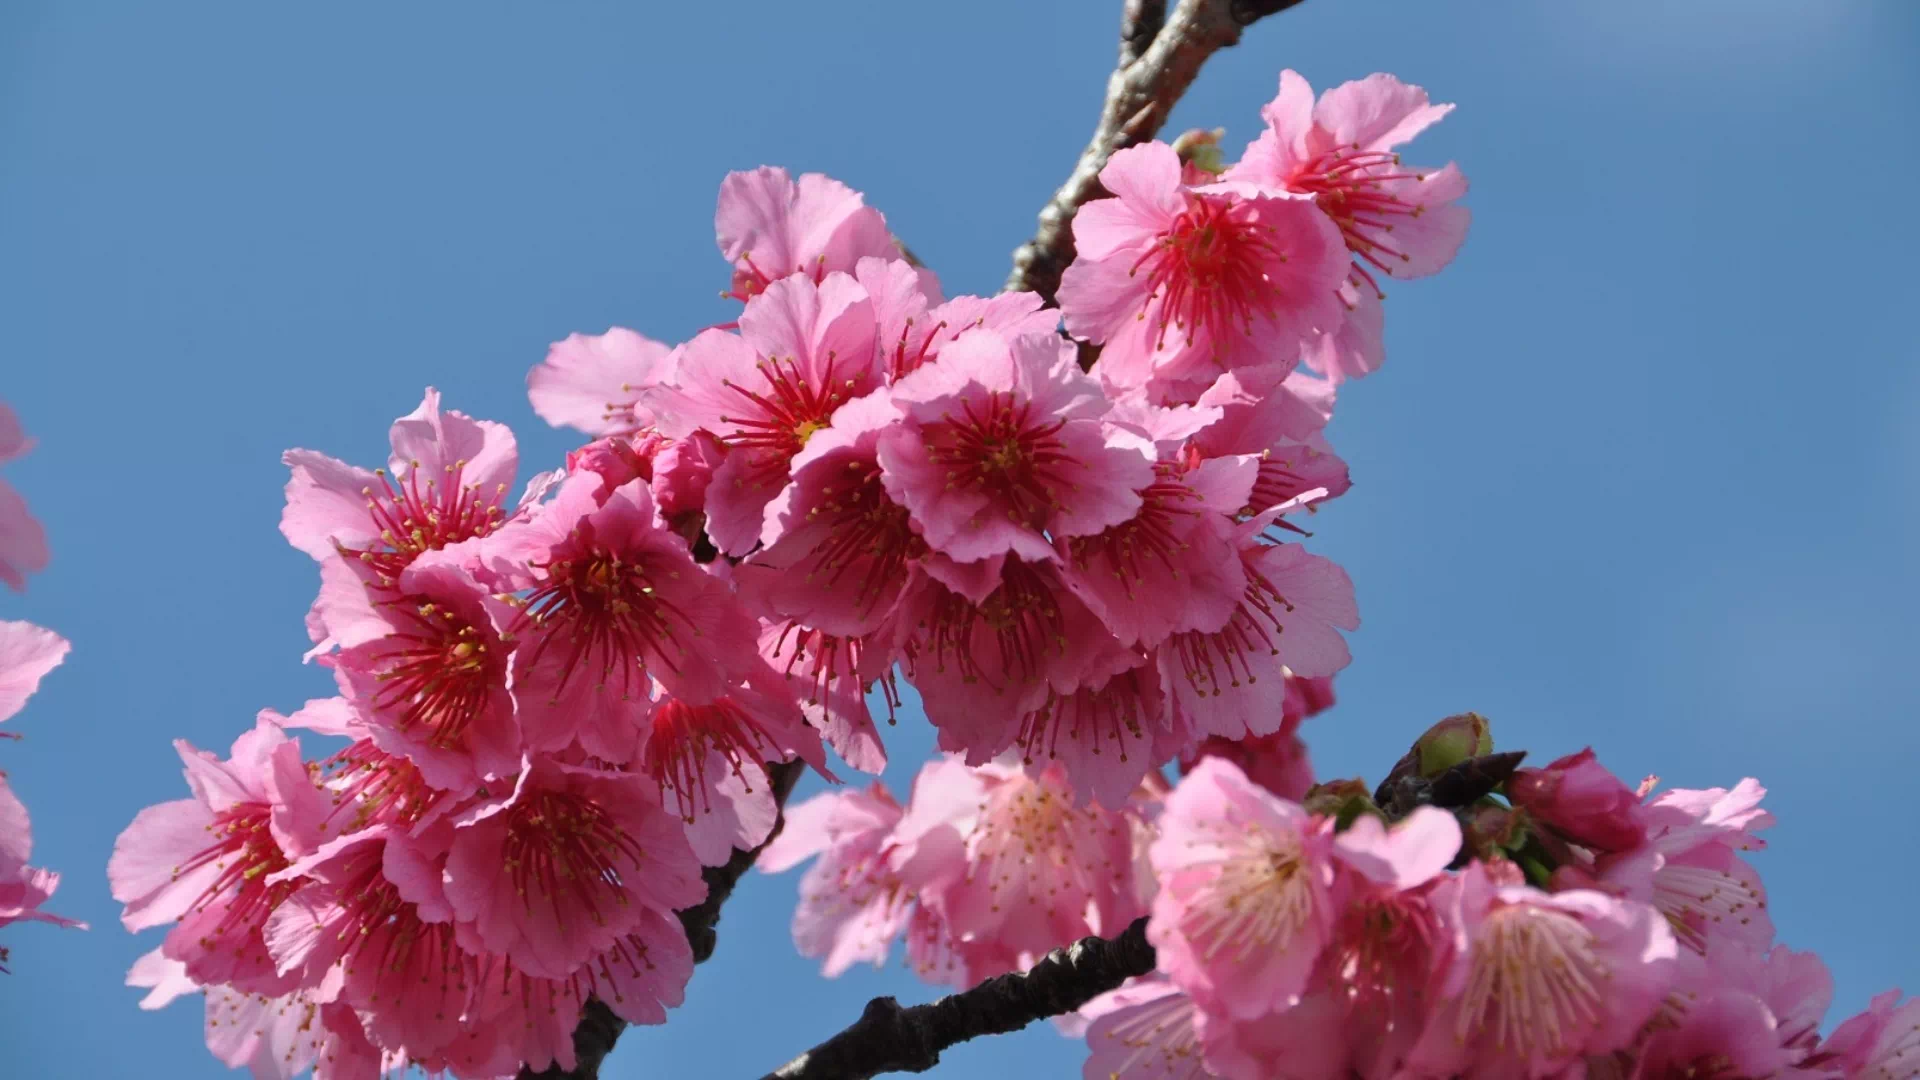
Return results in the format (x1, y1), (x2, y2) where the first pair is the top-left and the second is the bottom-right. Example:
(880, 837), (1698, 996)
(528, 327), (676, 437)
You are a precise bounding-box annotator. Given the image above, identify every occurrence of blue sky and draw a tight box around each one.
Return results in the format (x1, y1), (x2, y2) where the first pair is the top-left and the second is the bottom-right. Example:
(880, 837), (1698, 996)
(2, 0), (1915, 1075)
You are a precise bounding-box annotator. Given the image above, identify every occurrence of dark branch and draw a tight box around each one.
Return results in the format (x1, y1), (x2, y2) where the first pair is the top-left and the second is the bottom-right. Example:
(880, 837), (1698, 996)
(516, 760), (808, 1080)
(762, 916), (1157, 1080)
(1004, 0), (1311, 303)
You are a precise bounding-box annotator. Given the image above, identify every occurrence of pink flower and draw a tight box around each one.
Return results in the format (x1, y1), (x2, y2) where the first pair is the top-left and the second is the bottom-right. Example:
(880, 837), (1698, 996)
(1650, 943), (1836, 1079)
(1147, 757), (1340, 1019)
(715, 166), (912, 302)
(108, 716), (330, 995)
(1508, 748), (1650, 854)
(756, 782), (916, 977)
(858, 252), (1055, 382)
(528, 327), (675, 436)
(480, 472), (759, 760)
(1011, 663), (1168, 810)
(1404, 860), (1679, 1080)
(878, 327), (1155, 564)
(1817, 990), (1920, 1080)
(281, 388), (520, 588)
(1184, 729), (1314, 803)
(1598, 779), (1774, 954)
(442, 756), (704, 979)
(760, 620), (894, 775)
(263, 827), (473, 1058)
(896, 558), (1136, 761)
(1226, 71), (1471, 381)
(905, 759), (1147, 967)
(640, 669), (828, 865)
(0, 402), (50, 591)
(328, 560), (522, 791)
(1078, 976), (1220, 1080)
(1190, 367), (1351, 512)
(197, 984), (393, 1080)
(1157, 518), (1358, 743)
(1058, 141), (1349, 400)
(745, 387), (922, 636)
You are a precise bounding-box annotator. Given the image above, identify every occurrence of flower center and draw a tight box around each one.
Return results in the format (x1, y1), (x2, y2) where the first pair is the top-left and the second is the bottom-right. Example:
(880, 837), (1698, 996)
(1130, 194), (1284, 352)
(174, 803), (294, 938)
(915, 562), (1065, 694)
(924, 393), (1074, 532)
(717, 353), (866, 482)
(320, 741), (441, 832)
(519, 549), (696, 702)
(341, 459), (507, 587)
(1095, 992), (1208, 1080)
(1068, 464), (1204, 596)
(1457, 904), (1608, 1058)
(1182, 834), (1314, 964)
(1651, 863), (1764, 954)
(502, 790), (642, 929)
(1164, 567), (1293, 701)
(330, 844), (467, 1000)
(788, 460), (924, 618)
(1288, 144), (1431, 297)
(371, 597), (498, 748)
(1015, 670), (1151, 766)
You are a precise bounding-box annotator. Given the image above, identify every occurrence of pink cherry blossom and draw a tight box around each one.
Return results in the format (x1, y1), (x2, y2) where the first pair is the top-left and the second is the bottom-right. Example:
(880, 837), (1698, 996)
(442, 757), (704, 979)
(1157, 518), (1358, 743)
(1147, 757), (1340, 1019)
(479, 472), (759, 759)
(1818, 990), (1920, 1080)
(759, 619), (894, 775)
(925, 761), (1147, 963)
(528, 327), (675, 436)
(1058, 141), (1349, 400)
(756, 782), (916, 977)
(1182, 670), (1336, 802)
(1598, 779), (1774, 954)
(646, 273), (885, 555)
(1226, 70), (1471, 381)
(745, 387), (921, 636)
(715, 166), (912, 303)
(108, 716), (330, 995)
(640, 669), (827, 865)
(1079, 976), (1219, 1080)
(1189, 367), (1350, 512)
(1404, 860), (1679, 1080)
(878, 327), (1155, 565)
(857, 252), (1055, 382)
(327, 560), (522, 791)
(281, 388), (520, 588)
(0, 402), (50, 591)
(1011, 662), (1167, 810)
(1509, 748), (1650, 855)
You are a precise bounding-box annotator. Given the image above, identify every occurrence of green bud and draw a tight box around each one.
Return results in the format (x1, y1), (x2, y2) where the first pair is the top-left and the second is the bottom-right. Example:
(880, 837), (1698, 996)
(1414, 712), (1494, 779)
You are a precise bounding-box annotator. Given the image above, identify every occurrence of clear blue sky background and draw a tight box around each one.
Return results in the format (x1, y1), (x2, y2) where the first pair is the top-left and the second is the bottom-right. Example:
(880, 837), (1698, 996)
(3, 1), (1915, 1075)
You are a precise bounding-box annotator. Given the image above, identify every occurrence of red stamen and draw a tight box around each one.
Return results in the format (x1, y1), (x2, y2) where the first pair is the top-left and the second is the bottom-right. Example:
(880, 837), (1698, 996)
(341, 459), (508, 587)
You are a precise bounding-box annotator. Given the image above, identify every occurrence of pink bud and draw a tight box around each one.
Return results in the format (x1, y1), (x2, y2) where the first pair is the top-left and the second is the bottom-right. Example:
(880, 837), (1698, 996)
(1508, 748), (1648, 854)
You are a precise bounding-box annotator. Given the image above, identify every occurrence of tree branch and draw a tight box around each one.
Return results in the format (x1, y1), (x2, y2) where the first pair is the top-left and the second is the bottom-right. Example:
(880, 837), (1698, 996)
(516, 760), (808, 1080)
(1003, 0), (1311, 303)
(762, 917), (1157, 1080)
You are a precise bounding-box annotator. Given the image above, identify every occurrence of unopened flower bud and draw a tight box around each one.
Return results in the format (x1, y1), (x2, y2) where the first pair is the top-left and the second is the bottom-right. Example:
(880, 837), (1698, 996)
(1507, 747), (1648, 854)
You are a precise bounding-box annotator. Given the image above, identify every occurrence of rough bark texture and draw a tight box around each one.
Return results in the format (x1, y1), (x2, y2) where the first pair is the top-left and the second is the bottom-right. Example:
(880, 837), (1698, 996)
(761, 917), (1158, 1080)
(1003, 0), (1311, 303)
(515, 760), (807, 1080)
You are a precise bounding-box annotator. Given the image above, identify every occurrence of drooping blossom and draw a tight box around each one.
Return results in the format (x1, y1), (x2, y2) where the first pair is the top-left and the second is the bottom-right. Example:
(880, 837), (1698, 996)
(441, 756), (704, 980)
(281, 388), (520, 592)
(108, 716), (330, 995)
(1009, 662), (1167, 810)
(1509, 747), (1650, 855)
(528, 327), (675, 437)
(476, 472), (758, 761)
(715, 165), (918, 303)
(877, 327), (1155, 565)
(1147, 757), (1341, 1018)
(756, 782), (915, 977)
(646, 273), (882, 555)
(758, 620), (894, 775)
(1817, 990), (1920, 1080)
(1058, 140), (1349, 402)
(0, 402), (50, 591)
(1598, 779), (1774, 954)
(1190, 366), (1351, 513)
(1226, 70), (1471, 381)
(1402, 860), (1679, 1080)
(639, 668), (828, 865)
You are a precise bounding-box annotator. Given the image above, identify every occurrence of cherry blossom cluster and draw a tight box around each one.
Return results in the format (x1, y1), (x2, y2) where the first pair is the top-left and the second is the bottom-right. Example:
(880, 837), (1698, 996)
(1, 400), (81, 972)
(101, 67), (1475, 1077)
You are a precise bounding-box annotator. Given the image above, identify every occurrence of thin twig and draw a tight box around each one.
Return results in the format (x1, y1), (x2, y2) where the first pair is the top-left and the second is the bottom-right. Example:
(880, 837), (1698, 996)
(762, 917), (1157, 1080)
(1003, 0), (1311, 303)
(516, 760), (808, 1080)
